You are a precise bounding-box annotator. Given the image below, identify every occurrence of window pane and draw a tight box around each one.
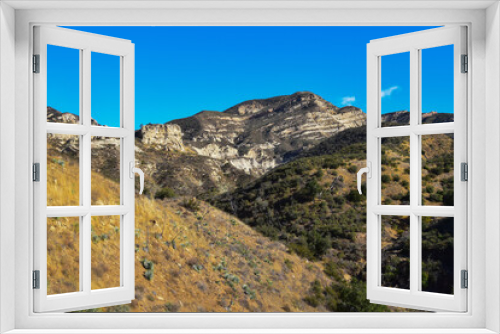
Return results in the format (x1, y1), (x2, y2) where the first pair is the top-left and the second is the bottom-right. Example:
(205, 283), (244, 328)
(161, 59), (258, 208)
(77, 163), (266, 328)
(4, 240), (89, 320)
(91, 215), (121, 290)
(381, 215), (410, 289)
(381, 52), (410, 127)
(92, 52), (120, 127)
(47, 133), (80, 206)
(422, 217), (454, 294)
(91, 136), (121, 205)
(421, 45), (454, 124)
(421, 134), (454, 206)
(381, 137), (410, 205)
(47, 217), (80, 295)
(47, 45), (80, 124)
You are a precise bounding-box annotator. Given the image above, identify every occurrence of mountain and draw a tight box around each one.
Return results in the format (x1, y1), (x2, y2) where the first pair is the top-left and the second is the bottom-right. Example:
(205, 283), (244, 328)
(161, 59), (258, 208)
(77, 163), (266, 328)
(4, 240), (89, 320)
(141, 92), (365, 196)
(46, 93), (457, 313)
(382, 110), (453, 126)
(48, 92), (366, 197)
(47, 106), (100, 125)
(47, 99), (453, 200)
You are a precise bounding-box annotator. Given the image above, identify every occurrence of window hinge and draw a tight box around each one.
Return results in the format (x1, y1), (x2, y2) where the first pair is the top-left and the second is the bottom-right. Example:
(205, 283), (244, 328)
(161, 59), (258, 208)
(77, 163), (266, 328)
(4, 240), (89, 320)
(33, 270), (40, 289)
(33, 163), (40, 182)
(461, 270), (468, 289)
(33, 54), (40, 73)
(461, 54), (468, 73)
(461, 162), (468, 181)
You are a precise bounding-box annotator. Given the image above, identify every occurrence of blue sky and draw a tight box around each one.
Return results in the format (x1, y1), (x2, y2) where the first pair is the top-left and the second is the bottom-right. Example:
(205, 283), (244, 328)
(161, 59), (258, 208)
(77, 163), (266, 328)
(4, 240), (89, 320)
(47, 26), (453, 129)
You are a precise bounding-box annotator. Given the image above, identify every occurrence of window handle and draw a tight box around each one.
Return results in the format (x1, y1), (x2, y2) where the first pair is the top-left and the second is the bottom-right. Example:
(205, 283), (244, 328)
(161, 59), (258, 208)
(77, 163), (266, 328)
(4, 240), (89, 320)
(129, 161), (144, 195)
(357, 162), (372, 195)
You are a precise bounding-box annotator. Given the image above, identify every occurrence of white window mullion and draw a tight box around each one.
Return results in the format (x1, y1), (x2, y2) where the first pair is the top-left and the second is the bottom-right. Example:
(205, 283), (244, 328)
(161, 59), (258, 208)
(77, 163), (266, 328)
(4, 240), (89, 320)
(373, 126), (412, 138)
(33, 26), (49, 308)
(89, 126), (129, 137)
(413, 122), (454, 135)
(453, 26), (469, 311)
(121, 49), (135, 298)
(81, 214), (91, 295)
(82, 47), (92, 296)
(373, 205), (455, 217)
(46, 123), (88, 135)
(409, 47), (420, 295)
(365, 44), (379, 301)
(78, 48), (85, 293)
(120, 56), (125, 288)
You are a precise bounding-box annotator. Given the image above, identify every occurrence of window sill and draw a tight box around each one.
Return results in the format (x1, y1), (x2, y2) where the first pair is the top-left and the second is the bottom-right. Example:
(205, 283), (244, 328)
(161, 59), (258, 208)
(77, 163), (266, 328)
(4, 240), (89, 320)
(3, 330), (498, 334)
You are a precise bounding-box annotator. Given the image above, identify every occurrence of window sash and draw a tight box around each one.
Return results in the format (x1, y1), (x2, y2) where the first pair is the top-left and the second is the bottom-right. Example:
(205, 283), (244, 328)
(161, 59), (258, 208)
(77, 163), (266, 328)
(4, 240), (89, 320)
(366, 26), (468, 312)
(33, 26), (136, 313)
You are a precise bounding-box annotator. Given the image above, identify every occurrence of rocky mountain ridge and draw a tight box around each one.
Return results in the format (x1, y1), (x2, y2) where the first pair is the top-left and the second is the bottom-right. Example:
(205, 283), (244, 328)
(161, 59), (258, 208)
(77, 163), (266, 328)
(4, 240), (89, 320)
(139, 92), (366, 176)
(47, 92), (453, 197)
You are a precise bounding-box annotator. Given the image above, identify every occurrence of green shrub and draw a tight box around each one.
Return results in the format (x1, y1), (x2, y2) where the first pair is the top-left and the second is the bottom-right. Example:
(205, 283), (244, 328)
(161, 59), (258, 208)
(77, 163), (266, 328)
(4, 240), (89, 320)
(347, 165), (358, 174)
(296, 180), (322, 202)
(164, 302), (180, 312)
(144, 269), (154, 281)
(284, 258), (294, 270)
(242, 284), (257, 299)
(315, 169), (324, 178)
(155, 187), (176, 200)
(430, 193), (443, 202)
(347, 189), (364, 203)
(181, 197), (200, 212)
(324, 261), (343, 281)
(335, 279), (390, 312)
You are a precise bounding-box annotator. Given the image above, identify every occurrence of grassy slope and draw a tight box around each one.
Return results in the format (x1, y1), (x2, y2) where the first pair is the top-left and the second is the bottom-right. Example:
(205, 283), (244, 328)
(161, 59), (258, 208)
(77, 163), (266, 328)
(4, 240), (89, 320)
(47, 151), (333, 312)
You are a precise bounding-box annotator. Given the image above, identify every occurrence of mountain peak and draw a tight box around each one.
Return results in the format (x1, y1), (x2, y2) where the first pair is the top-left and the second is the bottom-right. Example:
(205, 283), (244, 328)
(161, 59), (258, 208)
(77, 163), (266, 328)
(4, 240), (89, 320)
(223, 91), (338, 116)
(47, 106), (101, 126)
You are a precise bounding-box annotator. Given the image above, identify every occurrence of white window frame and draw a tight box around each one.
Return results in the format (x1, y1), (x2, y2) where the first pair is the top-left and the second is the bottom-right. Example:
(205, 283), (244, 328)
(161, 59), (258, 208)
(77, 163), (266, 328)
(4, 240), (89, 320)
(1, 1), (498, 333)
(33, 26), (136, 313)
(365, 26), (467, 312)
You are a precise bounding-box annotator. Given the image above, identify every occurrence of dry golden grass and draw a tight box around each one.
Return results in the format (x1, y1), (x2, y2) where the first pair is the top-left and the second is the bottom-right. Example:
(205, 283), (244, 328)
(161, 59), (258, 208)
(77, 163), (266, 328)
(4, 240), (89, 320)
(47, 155), (80, 206)
(46, 153), (333, 312)
(47, 216), (80, 295)
(91, 216), (121, 290)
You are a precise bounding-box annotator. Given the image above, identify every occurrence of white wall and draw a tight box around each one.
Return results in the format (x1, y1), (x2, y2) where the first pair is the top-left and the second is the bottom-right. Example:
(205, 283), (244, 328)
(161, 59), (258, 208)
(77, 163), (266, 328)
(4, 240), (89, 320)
(486, 2), (500, 333)
(6, 4), (495, 332)
(0, 2), (16, 333)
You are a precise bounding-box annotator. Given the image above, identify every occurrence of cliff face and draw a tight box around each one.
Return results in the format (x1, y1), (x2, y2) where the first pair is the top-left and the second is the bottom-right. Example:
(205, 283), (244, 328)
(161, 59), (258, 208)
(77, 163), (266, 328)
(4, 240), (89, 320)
(137, 124), (185, 152)
(140, 92), (366, 177)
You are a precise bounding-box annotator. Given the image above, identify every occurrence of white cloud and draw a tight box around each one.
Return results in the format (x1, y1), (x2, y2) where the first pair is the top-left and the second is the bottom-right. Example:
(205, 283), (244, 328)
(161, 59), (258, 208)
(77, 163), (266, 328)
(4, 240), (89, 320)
(341, 96), (356, 106)
(381, 86), (399, 98)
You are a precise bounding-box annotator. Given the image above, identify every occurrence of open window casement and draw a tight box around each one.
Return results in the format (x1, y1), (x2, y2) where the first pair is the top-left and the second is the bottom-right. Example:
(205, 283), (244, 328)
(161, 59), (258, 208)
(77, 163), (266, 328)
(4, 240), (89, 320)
(361, 26), (467, 312)
(33, 26), (140, 312)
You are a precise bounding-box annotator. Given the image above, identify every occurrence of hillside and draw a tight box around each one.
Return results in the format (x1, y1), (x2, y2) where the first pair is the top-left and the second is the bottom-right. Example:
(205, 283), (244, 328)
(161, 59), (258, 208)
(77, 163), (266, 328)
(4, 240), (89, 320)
(210, 123), (455, 298)
(47, 145), (339, 312)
